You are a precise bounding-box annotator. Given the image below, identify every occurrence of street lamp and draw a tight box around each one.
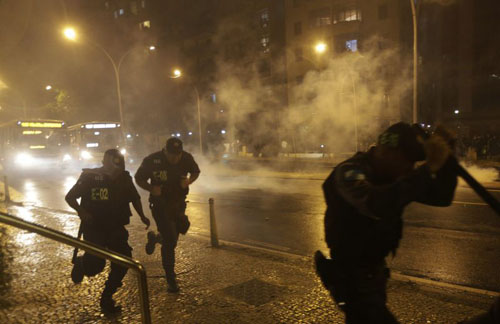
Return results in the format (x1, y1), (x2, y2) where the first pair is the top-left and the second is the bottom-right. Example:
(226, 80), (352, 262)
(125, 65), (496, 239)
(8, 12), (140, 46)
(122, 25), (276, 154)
(63, 27), (77, 41)
(62, 26), (155, 132)
(170, 68), (203, 154)
(45, 85), (52, 91)
(314, 42), (327, 54)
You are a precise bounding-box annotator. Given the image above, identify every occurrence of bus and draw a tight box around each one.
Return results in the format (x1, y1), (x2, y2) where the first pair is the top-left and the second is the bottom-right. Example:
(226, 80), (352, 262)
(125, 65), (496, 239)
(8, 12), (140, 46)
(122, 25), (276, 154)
(0, 119), (68, 167)
(66, 121), (126, 164)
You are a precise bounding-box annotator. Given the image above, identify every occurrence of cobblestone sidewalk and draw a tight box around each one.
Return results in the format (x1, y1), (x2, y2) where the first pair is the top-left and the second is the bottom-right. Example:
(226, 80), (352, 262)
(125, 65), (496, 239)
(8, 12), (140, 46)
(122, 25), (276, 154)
(0, 204), (496, 323)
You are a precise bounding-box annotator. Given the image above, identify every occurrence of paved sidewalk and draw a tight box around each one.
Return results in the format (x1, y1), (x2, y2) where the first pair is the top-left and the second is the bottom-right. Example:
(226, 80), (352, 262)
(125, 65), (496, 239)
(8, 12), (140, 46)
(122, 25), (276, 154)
(0, 204), (497, 323)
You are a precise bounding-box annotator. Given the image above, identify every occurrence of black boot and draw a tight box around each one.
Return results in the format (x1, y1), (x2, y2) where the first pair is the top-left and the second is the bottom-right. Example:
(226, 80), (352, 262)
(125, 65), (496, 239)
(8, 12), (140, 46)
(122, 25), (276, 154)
(100, 293), (121, 313)
(166, 273), (179, 293)
(100, 285), (121, 313)
(145, 231), (161, 255)
(71, 256), (84, 284)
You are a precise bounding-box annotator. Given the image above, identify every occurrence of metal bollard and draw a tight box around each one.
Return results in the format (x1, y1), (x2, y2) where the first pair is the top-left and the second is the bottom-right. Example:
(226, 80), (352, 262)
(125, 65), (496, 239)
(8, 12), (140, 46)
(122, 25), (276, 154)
(3, 175), (11, 203)
(208, 198), (219, 247)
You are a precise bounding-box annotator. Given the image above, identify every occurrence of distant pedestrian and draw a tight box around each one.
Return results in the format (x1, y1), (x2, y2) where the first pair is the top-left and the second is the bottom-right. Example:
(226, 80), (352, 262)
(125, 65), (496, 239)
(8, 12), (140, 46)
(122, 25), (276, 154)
(65, 149), (150, 313)
(135, 137), (200, 293)
(315, 123), (458, 323)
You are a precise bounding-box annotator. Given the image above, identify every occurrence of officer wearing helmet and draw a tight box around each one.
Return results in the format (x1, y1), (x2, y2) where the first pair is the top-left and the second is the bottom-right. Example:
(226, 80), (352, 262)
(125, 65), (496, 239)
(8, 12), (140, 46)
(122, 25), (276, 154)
(135, 137), (200, 293)
(315, 123), (458, 323)
(65, 148), (150, 313)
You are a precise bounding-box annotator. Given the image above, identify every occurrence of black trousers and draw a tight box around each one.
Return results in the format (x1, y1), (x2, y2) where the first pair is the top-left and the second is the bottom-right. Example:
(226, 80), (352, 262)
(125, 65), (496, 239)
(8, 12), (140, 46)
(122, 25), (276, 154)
(329, 254), (399, 324)
(81, 225), (132, 296)
(150, 197), (186, 283)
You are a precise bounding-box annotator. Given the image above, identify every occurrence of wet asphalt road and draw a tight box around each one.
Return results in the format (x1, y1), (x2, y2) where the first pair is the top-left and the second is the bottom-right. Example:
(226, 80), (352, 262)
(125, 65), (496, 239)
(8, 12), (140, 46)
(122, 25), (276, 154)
(3, 162), (500, 292)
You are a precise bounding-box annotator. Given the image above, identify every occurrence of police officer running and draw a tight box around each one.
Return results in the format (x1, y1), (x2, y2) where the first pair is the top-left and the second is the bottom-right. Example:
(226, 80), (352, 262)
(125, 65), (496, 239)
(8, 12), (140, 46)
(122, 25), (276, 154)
(135, 137), (200, 293)
(65, 149), (150, 313)
(315, 122), (458, 323)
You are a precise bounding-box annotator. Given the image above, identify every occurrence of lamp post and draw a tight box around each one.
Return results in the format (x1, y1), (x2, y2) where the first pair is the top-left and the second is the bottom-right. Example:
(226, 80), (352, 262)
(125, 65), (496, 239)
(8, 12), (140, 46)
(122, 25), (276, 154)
(62, 27), (155, 131)
(410, 0), (421, 124)
(171, 69), (203, 155)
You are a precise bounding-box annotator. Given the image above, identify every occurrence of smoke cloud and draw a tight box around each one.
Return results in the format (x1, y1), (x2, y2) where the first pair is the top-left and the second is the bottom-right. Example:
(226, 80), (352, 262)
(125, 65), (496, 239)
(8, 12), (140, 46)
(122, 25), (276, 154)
(215, 36), (411, 155)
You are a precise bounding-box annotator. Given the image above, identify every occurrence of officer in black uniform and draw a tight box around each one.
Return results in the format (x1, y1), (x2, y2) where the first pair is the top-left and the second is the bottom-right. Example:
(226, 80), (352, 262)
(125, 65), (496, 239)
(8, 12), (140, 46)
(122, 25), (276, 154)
(65, 149), (150, 313)
(135, 137), (200, 293)
(315, 123), (458, 323)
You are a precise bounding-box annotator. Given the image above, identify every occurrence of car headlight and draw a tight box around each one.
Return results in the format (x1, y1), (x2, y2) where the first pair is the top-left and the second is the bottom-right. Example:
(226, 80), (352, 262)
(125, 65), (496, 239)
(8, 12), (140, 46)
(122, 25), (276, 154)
(63, 154), (72, 162)
(15, 152), (35, 167)
(80, 150), (92, 160)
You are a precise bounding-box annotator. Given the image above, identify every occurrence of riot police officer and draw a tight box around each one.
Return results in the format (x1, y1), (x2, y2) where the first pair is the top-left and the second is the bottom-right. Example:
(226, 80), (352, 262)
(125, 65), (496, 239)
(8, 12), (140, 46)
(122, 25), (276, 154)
(135, 137), (200, 293)
(65, 149), (150, 313)
(316, 123), (458, 323)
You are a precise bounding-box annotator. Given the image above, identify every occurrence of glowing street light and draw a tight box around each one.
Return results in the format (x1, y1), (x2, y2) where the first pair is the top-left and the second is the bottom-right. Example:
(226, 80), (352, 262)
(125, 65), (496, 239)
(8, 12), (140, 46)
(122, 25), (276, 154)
(63, 27), (77, 41)
(45, 85), (52, 91)
(172, 69), (182, 78)
(315, 42), (327, 54)
(454, 109), (460, 115)
(149, 45), (156, 51)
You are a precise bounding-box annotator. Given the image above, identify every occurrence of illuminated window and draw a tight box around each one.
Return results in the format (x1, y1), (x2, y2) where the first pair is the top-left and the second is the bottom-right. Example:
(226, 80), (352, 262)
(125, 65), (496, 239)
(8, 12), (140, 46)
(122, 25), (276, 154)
(294, 22), (302, 35)
(310, 8), (331, 27)
(119, 8), (125, 15)
(139, 20), (151, 29)
(141, 0), (146, 8)
(333, 8), (362, 24)
(346, 39), (357, 52)
(113, 11), (118, 18)
(260, 35), (270, 53)
(260, 9), (270, 28)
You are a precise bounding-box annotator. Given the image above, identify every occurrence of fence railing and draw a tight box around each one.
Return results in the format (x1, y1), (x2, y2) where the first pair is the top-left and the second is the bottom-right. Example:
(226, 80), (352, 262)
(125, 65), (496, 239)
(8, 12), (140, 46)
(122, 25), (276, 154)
(0, 211), (151, 324)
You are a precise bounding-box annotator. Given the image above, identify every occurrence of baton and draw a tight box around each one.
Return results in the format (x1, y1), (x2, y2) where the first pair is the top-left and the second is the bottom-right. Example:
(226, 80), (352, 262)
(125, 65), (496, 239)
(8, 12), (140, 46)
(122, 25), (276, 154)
(415, 124), (500, 216)
(452, 157), (500, 216)
(71, 222), (83, 264)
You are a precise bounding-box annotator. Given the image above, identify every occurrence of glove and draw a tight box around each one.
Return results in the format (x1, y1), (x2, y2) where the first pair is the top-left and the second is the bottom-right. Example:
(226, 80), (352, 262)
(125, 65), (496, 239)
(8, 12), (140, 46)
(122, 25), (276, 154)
(423, 125), (455, 173)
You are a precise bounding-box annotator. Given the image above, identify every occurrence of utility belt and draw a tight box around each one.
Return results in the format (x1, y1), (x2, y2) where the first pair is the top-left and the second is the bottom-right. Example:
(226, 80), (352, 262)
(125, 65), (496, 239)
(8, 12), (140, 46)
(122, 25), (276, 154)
(149, 195), (190, 234)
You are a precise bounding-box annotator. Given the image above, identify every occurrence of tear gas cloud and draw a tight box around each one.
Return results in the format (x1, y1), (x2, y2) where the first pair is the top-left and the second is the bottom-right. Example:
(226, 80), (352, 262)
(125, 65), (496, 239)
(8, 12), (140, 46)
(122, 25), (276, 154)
(215, 36), (411, 154)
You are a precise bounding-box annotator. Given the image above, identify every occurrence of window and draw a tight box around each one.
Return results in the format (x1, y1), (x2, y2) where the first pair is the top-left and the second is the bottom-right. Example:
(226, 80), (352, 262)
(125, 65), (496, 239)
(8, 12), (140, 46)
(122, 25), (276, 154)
(119, 8), (125, 15)
(295, 47), (303, 62)
(104, 1), (109, 9)
(294, 22), (302, 35)
(130, 1), (138, 15)
(139, 20), (151, 29)
(310, 8), (331, 27)
(141, 0), (146, 8)
(346, 39), (358, 52)
(113, 11), (118, 18)
(378, 4), (388, 20)
(260, 9), (270, 28)
(333, 8), (362, 24)
(260, 35), (270, 53)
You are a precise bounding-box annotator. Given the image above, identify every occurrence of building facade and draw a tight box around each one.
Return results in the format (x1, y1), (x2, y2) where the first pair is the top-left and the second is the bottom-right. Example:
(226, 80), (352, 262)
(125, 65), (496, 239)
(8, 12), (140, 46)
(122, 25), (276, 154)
(283, 0), (413, 152)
